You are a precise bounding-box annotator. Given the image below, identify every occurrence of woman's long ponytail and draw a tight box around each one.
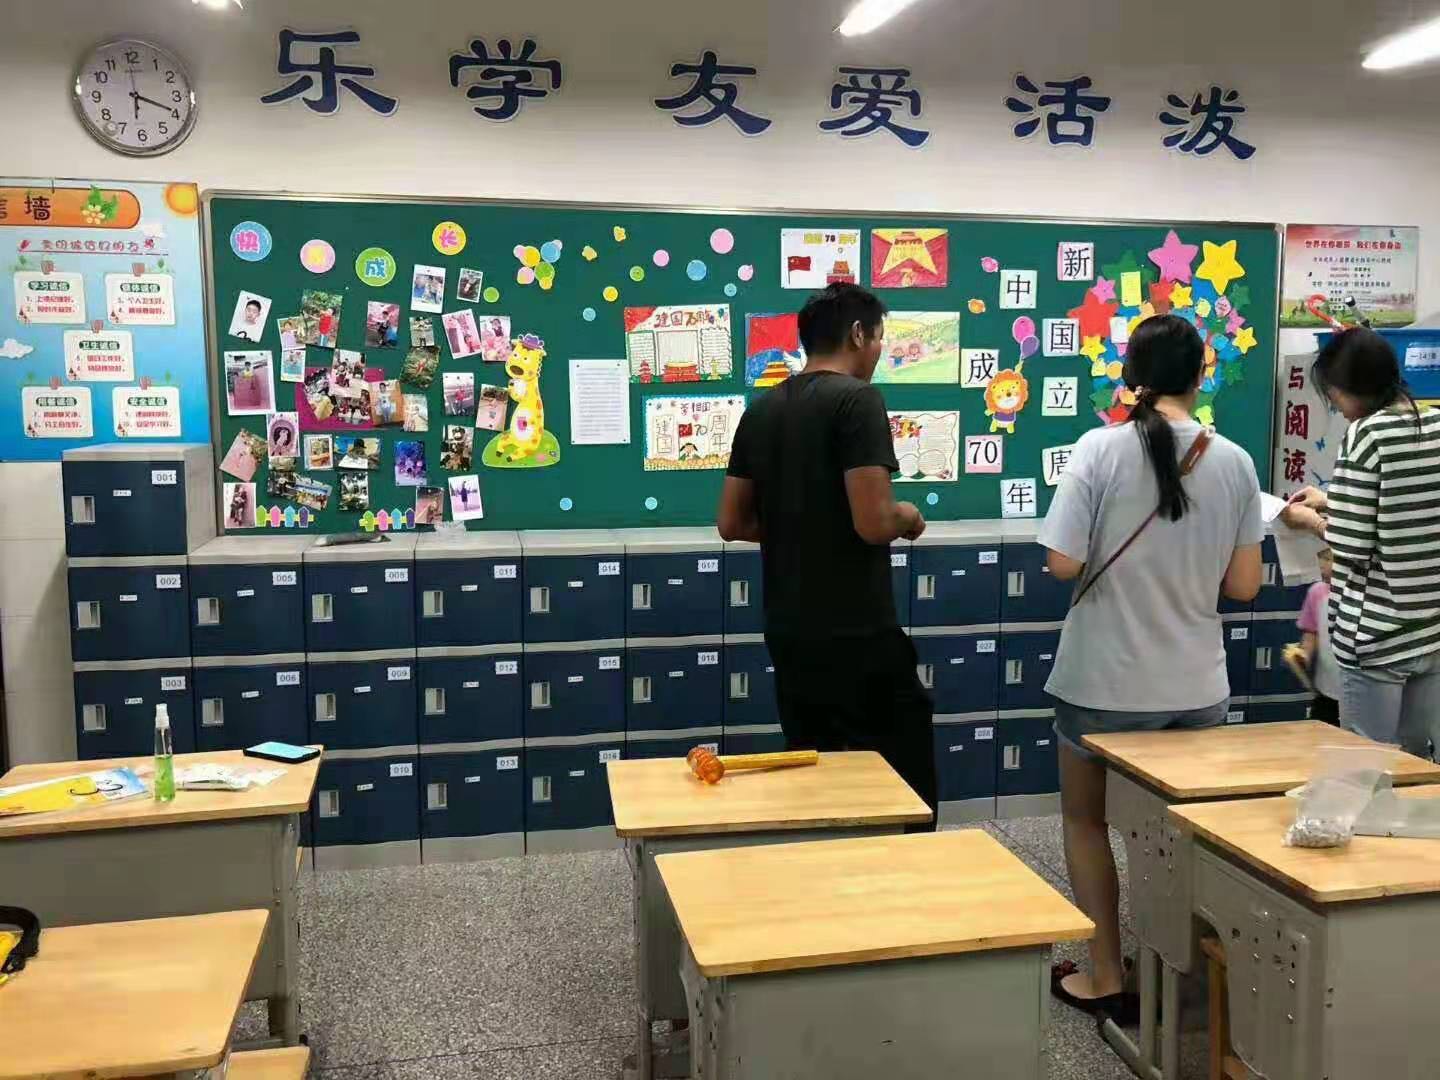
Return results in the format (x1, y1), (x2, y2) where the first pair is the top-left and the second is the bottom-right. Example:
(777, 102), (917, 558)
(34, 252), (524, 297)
(1123, 314), (1206, 522)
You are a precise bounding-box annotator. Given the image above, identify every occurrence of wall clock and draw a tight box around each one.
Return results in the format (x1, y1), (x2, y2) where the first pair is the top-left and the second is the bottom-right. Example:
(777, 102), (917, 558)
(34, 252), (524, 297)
(73, 38), (197, 156)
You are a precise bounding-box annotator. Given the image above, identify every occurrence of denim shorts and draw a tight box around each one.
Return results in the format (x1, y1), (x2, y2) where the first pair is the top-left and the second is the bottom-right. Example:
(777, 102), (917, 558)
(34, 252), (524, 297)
(1052, 699), (1230, 762)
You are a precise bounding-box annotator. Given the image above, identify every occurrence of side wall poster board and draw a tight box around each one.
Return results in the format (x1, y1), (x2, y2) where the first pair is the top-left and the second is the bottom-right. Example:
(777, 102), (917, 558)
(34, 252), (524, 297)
(0, 178), (209, 458)
(1281, 224), (1419, 329)
(204, 192), (1280, 533)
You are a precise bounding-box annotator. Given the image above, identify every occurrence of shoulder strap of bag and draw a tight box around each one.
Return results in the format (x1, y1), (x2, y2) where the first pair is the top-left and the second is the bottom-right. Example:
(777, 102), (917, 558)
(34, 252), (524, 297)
(1069, 427), (1214, 607)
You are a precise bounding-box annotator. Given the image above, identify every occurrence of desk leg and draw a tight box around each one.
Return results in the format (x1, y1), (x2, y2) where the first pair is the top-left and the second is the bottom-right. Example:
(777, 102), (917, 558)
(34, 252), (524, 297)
(269, 812), (303, 1046)
(1160, 962), (1181, 1079)
(629, 839), (653, 1080)
(1100, 944), (1164, 1080)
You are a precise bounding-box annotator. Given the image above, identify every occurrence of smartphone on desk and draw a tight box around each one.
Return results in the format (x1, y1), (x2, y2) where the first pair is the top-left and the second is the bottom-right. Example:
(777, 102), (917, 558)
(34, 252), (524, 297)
(244, 741), (321, 765)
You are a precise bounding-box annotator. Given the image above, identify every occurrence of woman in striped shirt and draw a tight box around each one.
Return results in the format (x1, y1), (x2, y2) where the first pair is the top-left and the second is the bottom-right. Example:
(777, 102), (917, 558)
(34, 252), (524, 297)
(1283, 329), (1440, 757)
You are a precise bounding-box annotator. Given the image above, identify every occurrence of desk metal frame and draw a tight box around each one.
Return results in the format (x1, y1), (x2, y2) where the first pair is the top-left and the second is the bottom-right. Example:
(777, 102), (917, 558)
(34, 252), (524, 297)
(0, 812), (303, 1045)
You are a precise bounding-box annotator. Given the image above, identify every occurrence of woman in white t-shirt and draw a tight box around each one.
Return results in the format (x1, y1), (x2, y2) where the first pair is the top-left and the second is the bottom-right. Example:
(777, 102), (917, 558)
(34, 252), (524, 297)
(1038, 314), (1263, 1018)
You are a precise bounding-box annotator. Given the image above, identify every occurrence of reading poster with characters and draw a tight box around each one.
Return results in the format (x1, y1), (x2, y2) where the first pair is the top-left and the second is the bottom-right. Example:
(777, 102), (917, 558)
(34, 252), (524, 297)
(0, 178), (208, 458)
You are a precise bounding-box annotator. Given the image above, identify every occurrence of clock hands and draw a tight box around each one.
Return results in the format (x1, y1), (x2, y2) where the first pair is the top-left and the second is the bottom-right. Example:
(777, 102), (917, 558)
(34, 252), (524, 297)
(133, 92), (168, 112)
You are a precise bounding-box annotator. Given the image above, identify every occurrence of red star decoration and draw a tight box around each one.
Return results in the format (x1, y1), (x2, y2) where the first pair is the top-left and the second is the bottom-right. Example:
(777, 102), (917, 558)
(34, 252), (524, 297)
(1148, 280), (1175, 312)
(1068, 289), (1119, 339)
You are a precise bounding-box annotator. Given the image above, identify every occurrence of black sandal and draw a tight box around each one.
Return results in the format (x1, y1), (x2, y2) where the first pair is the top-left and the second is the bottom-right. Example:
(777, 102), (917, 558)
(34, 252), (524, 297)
(1050, 961), (1141, 1025)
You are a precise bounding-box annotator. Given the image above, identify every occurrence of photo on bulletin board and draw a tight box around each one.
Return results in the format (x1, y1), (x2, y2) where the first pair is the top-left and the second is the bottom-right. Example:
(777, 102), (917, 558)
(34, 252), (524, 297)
(871, 311), (960, 384)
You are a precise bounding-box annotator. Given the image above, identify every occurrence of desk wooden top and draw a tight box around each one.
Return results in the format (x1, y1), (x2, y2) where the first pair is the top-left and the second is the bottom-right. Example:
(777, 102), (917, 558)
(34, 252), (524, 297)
(606, 750), (932, 837)
(0, 748), (322, 839)
(1083, 720), (1440, 800)
(1172, 784), (1440, 903)
(657, 830), (1093, 977)
(0, 909), (268, 1080)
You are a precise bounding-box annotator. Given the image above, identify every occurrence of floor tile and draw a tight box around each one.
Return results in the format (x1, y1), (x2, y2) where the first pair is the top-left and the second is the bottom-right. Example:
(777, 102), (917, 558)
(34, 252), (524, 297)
(387, 1037), (629, 1079)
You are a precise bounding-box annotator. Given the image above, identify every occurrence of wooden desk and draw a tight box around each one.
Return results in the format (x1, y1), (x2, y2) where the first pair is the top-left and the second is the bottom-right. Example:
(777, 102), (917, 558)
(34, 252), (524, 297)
(0, 749), (320, 1046)
(1171, 787), (1440, 1079)
(606, 751), (930, 1080)
(227, 1047), (311, 1080)
(0, 910), (268, 1080)
(658, 831), (1092, 1080)
(1080, 721), (1440, 1080)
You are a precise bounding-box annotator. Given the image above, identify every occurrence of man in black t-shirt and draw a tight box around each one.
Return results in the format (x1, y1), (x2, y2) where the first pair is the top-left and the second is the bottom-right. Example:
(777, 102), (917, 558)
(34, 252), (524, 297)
(717, 284), (936, 823)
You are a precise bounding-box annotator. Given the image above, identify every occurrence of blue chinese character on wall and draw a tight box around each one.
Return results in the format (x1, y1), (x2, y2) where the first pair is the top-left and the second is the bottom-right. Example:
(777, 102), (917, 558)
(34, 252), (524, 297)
(1160, 86), (1256, 159)
(260, 29), (398, 115)
(448, 38), (562, 121)
(820, 66), (929, 147)
(654, 51), (771, 135)
(1003, 74), (1111, 147)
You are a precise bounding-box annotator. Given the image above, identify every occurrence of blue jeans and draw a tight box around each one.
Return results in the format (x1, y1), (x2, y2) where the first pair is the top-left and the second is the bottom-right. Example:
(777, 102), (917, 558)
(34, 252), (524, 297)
(1340, 651), (1440, 761)
(1052, 699), (1229, 762)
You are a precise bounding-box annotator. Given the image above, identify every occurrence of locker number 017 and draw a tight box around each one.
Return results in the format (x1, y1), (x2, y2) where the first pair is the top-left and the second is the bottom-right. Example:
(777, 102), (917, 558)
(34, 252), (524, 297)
(73, 39), (198, 157)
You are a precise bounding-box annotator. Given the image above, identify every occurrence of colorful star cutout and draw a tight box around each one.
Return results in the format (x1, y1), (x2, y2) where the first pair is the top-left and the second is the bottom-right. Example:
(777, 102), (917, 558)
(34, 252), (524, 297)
(1148, 280), (1174, 308)
(1195, 298), (1212, 319)
(1168, 283), (1193, 309)
(1092, 276), (1117, 303)
(1105, 360), (1124, 381)
(1101, 250), (1141, 283)
(1228, 283), (1252, 310)
(1225, 310), (1246, 335)
(1147, 229), (1198, 283)
(1070, 292), (1119, 338)
(1195, 240), (1246, 295)
(1081, 336), (1108, 372)
(1233, 326), (1258, 354)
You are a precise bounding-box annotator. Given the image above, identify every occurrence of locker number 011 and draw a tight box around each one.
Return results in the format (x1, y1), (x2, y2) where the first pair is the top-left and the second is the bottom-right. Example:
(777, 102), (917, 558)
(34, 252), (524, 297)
(73, 39), (198, 157)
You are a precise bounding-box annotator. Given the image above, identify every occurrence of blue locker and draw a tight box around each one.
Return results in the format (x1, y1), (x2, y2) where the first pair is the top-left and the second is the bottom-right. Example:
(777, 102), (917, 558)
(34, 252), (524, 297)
(625, 637), (724, 736)
(414, 531), (523, 648)
(1223, 616), (1253, 699)
(1000, 527), (1073, 622)
(723, 638), (779, 730)
(311, 753), (421, 867)
(626, 528), (724, 638)
(625, 733), (719, 761)
(1254, 535), (1314, 613)
(416, 646), (524, 745)
(188, 536), (310, 657)
(523, 737), (624, 847)
(419, 745), (525, 861)
(73, 658), (195, 759)
(1249, 694), (1312, 725)
(1223, 702), (1249, 726)
(68, 556), (190, 662)
(722, 728), (786, 755)
(912, 629), (1001, 714)
(302, 534), (417, 653)
(305, 649), (418, 750)
(933, 717), (998, 823)
(891, 541), (912, 627)
(910, 523), (1004, 627)
(62, 444), (216, 558)
(519, 530), (625, 643)
(192, 653), (307, 751)
(523, 644), (626, 739)
(724, 543), (764, 636)
(998, 627), (1061, 710)
(1250, 615), (1307, 696)
(996, 712), (1060, 813)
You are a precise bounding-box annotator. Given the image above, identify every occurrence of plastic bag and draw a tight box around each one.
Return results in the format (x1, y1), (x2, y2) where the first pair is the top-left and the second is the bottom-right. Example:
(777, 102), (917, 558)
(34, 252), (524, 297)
(1353, 775), (1440, 838)
(173, 764), (284, 792)
(1282, 744), (1395, 848)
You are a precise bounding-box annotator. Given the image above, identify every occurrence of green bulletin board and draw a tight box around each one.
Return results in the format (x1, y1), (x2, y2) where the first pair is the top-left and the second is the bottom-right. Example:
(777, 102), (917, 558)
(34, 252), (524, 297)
(203, 192), (1278, 533)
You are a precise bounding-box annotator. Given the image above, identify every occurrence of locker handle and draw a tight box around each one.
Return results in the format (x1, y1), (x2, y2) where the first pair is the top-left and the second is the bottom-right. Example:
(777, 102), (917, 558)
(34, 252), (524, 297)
(70, 495), (96, 525)
(531, 681), (551, 709)
(917, 663), (935, 690)
(1255, 646), (1272, 672)
(315, 692), (337, 722)
(201, 698), (224, 728)
(75, 601), (102, 631)
(1003, 745), (1022, 771)
(196, 597), (221, 626)
(729, 671), (750, 700)
(426, 781), (448, 811)
(81, 703), (107, 733)
(1262, 563), (1278, 587)
(318, 790), (340, 818)
(422, 589), (444, 619)
(633, 676), (652, 704)
(632, 583), (652, 611)
(530, 586), (551, 614)
(729, 579), (750, 608)
(311, 594), (334, 623)
(424, 687), (446, 716)
(916, 574), (936, 601)
(532, 776), (553, 803)
(1005, 659), (1024, 685)
(1007, 570), (1026, 598)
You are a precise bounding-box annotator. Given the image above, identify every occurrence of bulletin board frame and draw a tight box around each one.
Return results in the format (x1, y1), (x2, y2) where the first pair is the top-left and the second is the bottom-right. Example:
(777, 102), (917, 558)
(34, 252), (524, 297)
(201, 189), (1282, 534)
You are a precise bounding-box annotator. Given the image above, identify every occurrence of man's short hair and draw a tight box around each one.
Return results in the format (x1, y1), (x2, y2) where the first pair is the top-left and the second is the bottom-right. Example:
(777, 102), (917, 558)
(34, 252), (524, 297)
(797, 283), (887, 356)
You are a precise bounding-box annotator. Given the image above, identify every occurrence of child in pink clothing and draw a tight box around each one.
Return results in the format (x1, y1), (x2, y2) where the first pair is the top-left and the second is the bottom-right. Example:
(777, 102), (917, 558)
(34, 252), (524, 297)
(1294, 549), (1340, 723)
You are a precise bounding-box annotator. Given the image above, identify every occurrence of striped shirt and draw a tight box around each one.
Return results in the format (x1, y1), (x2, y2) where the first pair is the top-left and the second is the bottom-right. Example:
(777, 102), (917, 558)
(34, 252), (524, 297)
(1327, 404), (1440, 668)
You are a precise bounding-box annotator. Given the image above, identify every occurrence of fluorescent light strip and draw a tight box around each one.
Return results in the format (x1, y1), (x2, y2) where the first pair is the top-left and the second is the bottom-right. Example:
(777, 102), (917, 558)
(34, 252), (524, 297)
(1364, 15), (1440, 70)
(836, 0), (925, 36)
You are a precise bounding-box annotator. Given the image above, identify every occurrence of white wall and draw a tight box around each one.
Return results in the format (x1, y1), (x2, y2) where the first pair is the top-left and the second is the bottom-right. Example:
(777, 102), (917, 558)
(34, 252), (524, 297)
(2, 0), (1438, 762)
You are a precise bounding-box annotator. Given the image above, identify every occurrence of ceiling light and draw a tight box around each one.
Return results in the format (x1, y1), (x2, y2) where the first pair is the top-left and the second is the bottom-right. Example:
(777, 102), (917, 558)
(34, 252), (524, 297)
(192, 0), (243, 10)
(836, 0), (924, 36)
(1363, 15), (1440, 70)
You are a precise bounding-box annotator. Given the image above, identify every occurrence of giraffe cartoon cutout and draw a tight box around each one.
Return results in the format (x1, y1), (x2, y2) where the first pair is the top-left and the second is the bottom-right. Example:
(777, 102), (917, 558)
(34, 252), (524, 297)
(482, 332), (562, 468)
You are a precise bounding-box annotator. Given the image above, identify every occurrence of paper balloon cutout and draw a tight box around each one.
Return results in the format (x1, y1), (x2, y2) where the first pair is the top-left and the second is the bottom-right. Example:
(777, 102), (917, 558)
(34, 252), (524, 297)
(540, 239), (563, 263)
(737, 264), (754, 282)
(1019, 335), (1040, 361)
(629, 266), (645, 282)
(603, 285), (619, 302)
(980, 256), (999, 273)
(968, 298), (987, 314)
(300, 239), (335, 274)
(613, 226), (627, 242)
(582, 246), (598, 261)
(520, 246), (541, 268)
(1011, 317), (1036, 344)
(517, 266), (536, 285)
(710, 228), (735, 254)
(653, 249), (670, 267)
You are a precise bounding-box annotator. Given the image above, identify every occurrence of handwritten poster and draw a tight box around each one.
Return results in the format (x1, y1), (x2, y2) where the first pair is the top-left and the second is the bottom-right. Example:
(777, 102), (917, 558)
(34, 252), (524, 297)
(568, 358), (630, 445)
(643, 395), (746, 471)
(890, 410), (959, 482)
(624, 304), (732, 383)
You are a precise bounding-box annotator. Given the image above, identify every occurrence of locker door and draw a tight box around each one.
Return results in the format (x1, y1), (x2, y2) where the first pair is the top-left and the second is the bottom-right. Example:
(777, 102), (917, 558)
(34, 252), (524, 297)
(312, 758), (420, 848)
(913, 633), (1000, 714)
(723, 549), (765, 635)
(190, 562), (305, 657)
(1001, 543), (1072, 622)
(997, 715), (1059, 797)
(306, 561), (415, 651)
(524, 648), (626, 738)
(933, 719), (998, 814)
(1250, 618), (1307, 696)
(523, 554), (626, 642)
(69, 562), (190, 662)
(74, 666), (196, 759)
(1224, 619), (1254, 699)
(63, 459), (190, 557)
(194, 662), (307, 751)
(626, 644), (723, 734)
(890, 547), (912, 627)
(911, 545), (1002, 627)
(420, 749), (524, 839)
(723, 641), (778, 729)
(524, 742), (622, 832)
(307, 656), (418, 749)
(627, 552), (723, 638)
(415, 556), (523, 647)
(998, 629), (1060, 710)
(417, 653), (523, 744)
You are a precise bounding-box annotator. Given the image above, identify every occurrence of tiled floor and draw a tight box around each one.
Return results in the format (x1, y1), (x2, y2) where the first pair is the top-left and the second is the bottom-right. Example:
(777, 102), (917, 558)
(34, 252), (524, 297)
(239, 817), (1214, 1078)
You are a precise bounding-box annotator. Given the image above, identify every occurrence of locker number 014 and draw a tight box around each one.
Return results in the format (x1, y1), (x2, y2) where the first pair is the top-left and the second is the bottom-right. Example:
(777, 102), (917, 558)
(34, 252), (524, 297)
(73, 38), (197, 157)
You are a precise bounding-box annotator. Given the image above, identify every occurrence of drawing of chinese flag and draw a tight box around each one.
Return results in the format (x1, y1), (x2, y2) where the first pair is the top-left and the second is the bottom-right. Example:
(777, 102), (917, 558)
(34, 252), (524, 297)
(871, 228), (949, 288)
(747, 313), (800, 357)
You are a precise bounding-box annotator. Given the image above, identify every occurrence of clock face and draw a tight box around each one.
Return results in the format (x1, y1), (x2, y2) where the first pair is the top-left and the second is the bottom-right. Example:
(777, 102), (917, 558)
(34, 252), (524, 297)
(73, 39), (197, 157)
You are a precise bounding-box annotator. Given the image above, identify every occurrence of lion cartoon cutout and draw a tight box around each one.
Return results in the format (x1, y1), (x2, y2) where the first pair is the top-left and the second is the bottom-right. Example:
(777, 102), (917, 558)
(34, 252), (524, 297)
(984, 361), (1030, 435)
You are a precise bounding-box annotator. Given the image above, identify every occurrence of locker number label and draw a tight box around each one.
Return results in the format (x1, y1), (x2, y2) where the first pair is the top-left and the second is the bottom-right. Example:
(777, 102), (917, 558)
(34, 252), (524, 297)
(598, 655), (621, 671)
(496, 755), (519, 771)
(1226, 710), (1245, 725)
(975, 726), (995, 740)
(464, 775), (482, 784)
(276, 670), (301, 686)
(124, 696), (143, 705)
(462, 680), (480, 689)
(387, 665), (412, 681)
(356, 782), (375, 792)
(978, 550), (999, 565)
(598, 561), (621, 576)
(160, 675), (187, 691)
(385, 567), (409, 583)
(891, 552), (908, 567)
(598, 748), (621, 763)
(975, 639), (997, 654)
(112, 488), (132, 498)
(568, 675), (585, 684)
(241, 690), (260, 699)
(150, 469), (177, 486)
(697, 558), (719, 574)
(697, 651), (719, 666)
(154, 573), (182, 590)
(493, 563), (518, 580)
(495, 660), (519, 676)
(1230, 627), (1249, 640)
(389, 762), (414, 778)
(119, 593), (137, 602)
(272, 571), (297, 587)
(461, 584), (479, 592)
(350, 585), (369, 594)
